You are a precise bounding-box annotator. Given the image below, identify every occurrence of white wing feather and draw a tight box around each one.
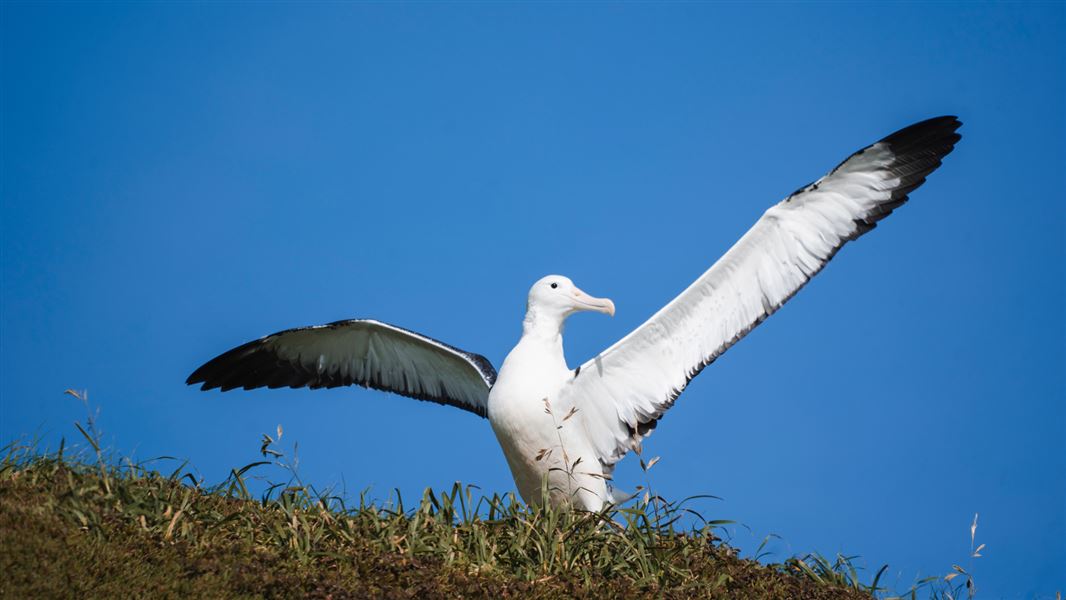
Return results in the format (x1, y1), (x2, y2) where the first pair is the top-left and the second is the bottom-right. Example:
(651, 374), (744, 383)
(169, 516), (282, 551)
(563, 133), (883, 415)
(558, 116), (962, 468)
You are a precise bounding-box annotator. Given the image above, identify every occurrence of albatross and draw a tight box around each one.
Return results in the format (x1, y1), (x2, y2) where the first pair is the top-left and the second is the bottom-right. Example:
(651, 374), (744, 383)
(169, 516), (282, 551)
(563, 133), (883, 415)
(188, 116), (962, 510)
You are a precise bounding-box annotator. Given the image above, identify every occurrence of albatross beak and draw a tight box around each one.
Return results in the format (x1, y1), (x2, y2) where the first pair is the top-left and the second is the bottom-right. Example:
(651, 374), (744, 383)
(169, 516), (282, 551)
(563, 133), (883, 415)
(572, 287), (615, 317)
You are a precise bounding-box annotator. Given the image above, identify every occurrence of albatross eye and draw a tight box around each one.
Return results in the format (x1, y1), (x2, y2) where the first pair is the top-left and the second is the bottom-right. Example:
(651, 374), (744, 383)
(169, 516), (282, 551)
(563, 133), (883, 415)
(550, 282), (558, 289)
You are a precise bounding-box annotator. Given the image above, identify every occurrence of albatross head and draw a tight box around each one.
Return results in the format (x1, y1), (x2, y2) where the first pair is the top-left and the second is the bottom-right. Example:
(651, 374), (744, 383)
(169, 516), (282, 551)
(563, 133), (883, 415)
(526, 275), (615, 322)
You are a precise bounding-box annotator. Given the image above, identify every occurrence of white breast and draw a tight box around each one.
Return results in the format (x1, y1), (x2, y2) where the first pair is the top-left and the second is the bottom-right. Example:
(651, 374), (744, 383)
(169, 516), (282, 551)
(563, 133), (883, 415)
(487, 338), (610, 509)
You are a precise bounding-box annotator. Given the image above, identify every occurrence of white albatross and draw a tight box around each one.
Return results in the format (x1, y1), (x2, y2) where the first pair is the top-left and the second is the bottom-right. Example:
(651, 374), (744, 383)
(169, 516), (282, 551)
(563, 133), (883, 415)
(188, 116), (962, 510)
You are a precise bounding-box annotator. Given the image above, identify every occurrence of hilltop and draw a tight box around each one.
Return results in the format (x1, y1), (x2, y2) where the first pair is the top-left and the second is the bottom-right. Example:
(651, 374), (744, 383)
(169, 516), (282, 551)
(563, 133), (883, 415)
(0, 443), (882, 599)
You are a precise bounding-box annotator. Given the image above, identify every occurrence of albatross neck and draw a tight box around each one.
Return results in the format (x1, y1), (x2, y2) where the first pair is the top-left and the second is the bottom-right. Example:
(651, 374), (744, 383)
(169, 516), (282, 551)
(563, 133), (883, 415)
(521, 307), (567, 343)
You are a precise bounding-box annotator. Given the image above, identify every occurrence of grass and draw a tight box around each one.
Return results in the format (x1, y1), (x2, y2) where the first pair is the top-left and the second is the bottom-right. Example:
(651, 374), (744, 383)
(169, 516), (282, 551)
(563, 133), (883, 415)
(0, 393), (977, 599)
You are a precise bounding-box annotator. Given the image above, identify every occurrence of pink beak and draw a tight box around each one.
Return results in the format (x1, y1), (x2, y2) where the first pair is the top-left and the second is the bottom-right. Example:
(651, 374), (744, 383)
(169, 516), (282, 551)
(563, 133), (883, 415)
(572, 287), (615, 317)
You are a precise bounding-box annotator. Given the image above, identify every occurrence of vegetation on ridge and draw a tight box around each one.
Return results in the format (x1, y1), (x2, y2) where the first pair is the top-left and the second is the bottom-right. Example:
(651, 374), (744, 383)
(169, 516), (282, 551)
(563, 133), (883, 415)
(0, 393), (976, 599)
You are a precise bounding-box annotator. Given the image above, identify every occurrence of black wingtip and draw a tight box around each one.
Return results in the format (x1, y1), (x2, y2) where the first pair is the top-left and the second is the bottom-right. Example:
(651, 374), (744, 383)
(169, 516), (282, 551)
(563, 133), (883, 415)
(185, 351), (243, 392)
(185, 373), (219, 391)
(185, 362), (216, 389)
(841, 114), (962, 231)
(879, 115), (963, 151)
(884, 115), (963, 170)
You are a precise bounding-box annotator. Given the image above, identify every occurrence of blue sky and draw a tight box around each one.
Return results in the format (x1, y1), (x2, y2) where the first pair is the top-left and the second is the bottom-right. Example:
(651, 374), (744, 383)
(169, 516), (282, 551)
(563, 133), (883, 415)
(2, 2), (1063, 596)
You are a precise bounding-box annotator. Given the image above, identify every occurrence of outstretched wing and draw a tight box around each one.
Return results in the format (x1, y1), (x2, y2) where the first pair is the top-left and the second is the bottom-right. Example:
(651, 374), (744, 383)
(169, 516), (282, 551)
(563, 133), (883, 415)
(559, 116), (962, 467)
(187, 319), (497, 417)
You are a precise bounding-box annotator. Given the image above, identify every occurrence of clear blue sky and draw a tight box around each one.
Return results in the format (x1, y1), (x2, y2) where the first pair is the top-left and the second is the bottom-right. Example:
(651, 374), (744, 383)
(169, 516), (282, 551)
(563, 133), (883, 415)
(2, 2), (1063, 596)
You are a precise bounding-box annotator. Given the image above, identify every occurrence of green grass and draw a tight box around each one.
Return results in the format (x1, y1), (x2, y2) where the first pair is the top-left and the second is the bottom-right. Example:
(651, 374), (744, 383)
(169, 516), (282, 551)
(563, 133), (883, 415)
(0, 442), (892, 599)
(0, 395), (973, 599)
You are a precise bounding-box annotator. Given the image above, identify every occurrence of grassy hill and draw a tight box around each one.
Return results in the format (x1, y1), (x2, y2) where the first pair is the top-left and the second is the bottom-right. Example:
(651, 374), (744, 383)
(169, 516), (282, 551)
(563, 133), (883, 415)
(0, 417), (937, 599)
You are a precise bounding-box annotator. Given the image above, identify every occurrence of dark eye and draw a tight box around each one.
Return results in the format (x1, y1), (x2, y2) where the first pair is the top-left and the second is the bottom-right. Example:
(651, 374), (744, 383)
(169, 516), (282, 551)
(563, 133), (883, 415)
(550, 282), (558, 289)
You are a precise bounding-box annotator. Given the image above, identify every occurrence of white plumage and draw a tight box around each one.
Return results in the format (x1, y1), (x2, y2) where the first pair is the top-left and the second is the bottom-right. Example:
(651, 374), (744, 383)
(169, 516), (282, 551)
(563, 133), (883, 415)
(189, 116), (962, 509)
